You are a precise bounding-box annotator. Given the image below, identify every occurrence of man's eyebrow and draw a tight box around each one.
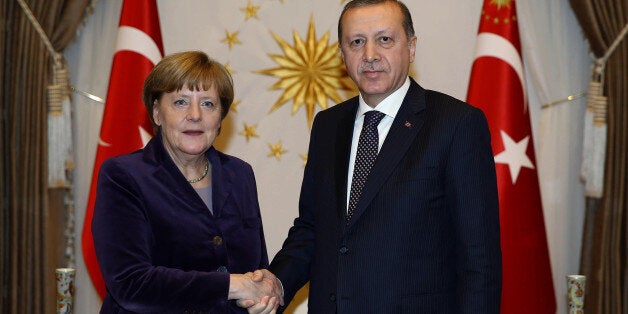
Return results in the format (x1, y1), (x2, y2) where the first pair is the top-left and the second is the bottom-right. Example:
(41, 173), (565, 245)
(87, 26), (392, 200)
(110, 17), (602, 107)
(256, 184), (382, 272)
(374, 29), (394, 37)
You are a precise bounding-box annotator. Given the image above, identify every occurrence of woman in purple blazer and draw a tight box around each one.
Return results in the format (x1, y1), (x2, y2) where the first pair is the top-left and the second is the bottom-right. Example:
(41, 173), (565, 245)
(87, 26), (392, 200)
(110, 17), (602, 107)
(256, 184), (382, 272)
(92, 51), (279, 313)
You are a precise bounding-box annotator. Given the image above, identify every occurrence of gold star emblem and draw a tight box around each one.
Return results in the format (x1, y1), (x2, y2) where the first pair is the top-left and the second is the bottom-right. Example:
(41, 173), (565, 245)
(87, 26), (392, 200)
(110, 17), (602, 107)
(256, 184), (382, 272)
(490, 0), (511, 10)
(239, 123), (259, 142)
(257, 16), (355, 127)
(268, 141), (287, 160)
(230, 99), (241, 113)
(300, 153), (308, 167)
(240, 1), (260, 20)
(224, 62), (236, 75)
(221, 30), (241, 50)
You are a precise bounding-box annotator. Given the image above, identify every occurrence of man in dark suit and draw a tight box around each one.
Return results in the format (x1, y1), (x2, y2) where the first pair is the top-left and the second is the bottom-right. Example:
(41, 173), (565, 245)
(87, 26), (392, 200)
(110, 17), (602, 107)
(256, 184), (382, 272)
(247, 0), (502, 313)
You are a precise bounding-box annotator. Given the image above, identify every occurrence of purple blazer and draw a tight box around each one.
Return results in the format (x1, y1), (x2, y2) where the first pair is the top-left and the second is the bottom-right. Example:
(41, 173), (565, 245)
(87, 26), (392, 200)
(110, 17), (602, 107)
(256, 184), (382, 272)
(92, 132), (268, 313)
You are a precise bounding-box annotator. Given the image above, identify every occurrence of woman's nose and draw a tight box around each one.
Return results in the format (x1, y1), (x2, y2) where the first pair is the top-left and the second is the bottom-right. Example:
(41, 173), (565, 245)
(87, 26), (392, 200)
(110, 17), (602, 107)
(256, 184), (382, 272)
(186, 103), (202, 121)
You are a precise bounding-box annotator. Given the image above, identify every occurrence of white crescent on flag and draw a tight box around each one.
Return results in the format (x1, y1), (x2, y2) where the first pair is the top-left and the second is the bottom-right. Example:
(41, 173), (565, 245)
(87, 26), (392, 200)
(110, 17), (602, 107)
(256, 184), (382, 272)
(473, 32), (527, 108)
(115, 25), (163, 65)
(98, 128), (152, 148)
(97, 137), (111, 147)
(114, 26), (161, 147)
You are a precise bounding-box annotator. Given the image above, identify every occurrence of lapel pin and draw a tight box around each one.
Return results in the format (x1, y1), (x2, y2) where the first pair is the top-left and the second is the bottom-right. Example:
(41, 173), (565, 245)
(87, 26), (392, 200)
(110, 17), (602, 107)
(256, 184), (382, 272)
(404, 121), (412, 128)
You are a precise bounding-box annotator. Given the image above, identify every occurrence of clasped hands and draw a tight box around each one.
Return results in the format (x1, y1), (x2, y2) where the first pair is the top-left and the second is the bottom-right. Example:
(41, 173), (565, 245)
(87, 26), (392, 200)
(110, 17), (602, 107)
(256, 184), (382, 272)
(229, 269), (284, 314)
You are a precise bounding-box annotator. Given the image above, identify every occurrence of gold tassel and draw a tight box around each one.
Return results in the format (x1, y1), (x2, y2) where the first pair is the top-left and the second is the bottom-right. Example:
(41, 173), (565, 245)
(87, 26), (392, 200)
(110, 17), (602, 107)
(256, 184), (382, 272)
(580, 65), (607, 198)
(47, 57), (74, 188)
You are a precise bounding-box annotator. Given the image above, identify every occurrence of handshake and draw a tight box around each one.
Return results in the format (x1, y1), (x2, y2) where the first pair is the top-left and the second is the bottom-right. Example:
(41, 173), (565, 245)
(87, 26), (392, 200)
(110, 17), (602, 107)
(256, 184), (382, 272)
(229, 269), (284, 314)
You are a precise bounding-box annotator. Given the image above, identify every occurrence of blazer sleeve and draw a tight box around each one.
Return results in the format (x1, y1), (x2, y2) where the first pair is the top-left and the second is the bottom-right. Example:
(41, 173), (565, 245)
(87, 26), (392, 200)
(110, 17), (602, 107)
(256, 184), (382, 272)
(446, 107), (502, 313)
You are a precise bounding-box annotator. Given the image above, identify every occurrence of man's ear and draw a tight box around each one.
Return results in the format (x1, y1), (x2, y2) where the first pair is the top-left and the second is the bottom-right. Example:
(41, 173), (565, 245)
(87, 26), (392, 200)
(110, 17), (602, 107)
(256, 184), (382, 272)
(408, 35), (417, 63)
(338, 44), (345, 61)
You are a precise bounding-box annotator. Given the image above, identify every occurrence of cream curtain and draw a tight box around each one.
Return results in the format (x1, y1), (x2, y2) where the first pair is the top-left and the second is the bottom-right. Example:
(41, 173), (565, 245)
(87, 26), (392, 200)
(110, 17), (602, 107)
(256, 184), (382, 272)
(517, 1), (590, 310)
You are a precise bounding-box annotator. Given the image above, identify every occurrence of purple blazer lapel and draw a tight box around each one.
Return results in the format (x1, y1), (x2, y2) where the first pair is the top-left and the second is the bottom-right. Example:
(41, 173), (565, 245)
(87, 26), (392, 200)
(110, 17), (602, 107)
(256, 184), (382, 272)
(207, 147), (232, 217)
(142, 132), (191, 195)
(142, 132), (224, 215)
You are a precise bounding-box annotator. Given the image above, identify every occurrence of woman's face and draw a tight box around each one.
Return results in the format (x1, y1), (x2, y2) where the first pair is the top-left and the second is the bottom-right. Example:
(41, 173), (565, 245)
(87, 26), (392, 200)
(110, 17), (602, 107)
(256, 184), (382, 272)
(153, 84), (222, 161)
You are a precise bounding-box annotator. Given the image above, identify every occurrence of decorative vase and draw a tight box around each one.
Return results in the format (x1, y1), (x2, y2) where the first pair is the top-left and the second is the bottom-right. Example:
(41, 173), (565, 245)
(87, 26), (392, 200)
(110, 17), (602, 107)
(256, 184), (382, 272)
(55, 268), (75, 314)
(566, 274), (586, 314)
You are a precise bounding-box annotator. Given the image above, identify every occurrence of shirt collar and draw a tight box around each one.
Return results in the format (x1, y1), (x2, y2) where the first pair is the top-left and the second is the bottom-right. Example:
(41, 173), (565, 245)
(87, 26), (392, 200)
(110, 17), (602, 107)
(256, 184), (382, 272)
(357, 77), (410, 120)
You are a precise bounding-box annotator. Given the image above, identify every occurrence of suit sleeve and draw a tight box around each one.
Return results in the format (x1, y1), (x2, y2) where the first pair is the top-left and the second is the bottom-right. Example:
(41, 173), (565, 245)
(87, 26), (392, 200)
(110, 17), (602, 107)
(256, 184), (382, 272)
(446, 108), (502, 313)
(268, 113), (323, 306)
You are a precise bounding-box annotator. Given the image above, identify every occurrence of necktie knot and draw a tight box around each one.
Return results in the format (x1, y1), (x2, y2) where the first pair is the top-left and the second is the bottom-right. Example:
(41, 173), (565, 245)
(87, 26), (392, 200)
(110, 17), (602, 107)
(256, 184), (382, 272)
(364, 110), (386, 129)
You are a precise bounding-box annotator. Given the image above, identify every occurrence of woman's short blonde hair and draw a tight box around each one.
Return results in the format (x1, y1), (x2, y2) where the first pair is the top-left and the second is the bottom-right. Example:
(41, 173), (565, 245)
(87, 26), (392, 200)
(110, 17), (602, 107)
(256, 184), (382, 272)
(142, 51), (234, 129)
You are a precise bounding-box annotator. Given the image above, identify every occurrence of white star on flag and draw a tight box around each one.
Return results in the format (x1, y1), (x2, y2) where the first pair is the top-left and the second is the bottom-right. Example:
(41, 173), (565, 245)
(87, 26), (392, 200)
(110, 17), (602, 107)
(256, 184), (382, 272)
(494, 130), (534, 184)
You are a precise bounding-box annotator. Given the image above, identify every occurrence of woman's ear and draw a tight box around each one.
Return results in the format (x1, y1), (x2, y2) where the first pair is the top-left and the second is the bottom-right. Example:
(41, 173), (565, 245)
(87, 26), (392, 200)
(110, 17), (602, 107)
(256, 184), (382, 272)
(152, 100), (161, 126)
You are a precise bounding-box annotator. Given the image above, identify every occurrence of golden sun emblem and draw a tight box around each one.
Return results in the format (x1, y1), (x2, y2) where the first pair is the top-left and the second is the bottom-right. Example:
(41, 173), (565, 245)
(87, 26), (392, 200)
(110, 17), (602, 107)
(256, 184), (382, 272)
(490, 0), (512, 10)
(257, 16), (355, 127)
(300, 153), (308, 167)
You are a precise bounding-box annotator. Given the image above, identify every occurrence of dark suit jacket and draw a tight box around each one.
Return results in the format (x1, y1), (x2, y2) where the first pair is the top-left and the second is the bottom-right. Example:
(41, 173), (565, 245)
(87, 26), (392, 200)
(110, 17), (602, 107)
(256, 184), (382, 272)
(93, 132), (268, 313)
(269, 79), (502, 314)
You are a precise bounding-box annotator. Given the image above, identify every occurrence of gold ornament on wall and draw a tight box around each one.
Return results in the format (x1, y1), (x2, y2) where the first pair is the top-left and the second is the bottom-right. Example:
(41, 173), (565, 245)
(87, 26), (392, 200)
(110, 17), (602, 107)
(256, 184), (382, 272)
(257, 16), (356, 127)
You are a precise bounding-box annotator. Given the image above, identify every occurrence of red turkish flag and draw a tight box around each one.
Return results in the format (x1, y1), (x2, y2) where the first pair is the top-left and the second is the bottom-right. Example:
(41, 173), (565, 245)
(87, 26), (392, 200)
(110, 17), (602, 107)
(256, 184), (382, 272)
(81, 0), (164, 299)
(466, 1), (556, 313)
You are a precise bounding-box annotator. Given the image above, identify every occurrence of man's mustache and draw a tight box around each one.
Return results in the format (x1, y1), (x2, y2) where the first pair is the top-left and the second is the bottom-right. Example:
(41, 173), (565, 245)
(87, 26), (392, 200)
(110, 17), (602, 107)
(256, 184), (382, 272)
(359, 62), (383, 72)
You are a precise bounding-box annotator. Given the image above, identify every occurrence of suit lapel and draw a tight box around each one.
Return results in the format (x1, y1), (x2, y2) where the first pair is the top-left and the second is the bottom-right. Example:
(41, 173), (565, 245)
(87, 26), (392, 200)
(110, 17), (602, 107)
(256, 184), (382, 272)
(335, 100), (359, 221)
(347, 80), (427, 228)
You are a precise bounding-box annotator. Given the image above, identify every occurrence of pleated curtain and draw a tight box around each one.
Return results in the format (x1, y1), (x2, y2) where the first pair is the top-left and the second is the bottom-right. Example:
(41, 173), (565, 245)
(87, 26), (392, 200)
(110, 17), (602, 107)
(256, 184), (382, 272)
(569, 0), (628, 312)
(0, 1), (89, 313)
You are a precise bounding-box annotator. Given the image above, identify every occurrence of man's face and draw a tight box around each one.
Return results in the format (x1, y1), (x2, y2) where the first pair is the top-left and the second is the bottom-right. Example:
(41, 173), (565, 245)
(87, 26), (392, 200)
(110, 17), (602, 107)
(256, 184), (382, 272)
(340, 2), (416, 107)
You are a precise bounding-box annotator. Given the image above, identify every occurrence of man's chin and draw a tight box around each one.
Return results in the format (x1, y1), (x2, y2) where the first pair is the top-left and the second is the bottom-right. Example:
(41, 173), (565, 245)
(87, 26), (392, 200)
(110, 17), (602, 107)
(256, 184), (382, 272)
(359, 85), (388, 96)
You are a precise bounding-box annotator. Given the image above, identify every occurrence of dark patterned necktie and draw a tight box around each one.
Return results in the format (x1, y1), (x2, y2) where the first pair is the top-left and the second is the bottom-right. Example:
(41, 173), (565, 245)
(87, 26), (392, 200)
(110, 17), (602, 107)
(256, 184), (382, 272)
(347, 110), (386, 222)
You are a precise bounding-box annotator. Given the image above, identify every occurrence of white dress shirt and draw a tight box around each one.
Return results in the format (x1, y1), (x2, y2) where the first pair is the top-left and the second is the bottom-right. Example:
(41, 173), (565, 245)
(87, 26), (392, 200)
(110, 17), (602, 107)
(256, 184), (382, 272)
(346, 77), (411, 209)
